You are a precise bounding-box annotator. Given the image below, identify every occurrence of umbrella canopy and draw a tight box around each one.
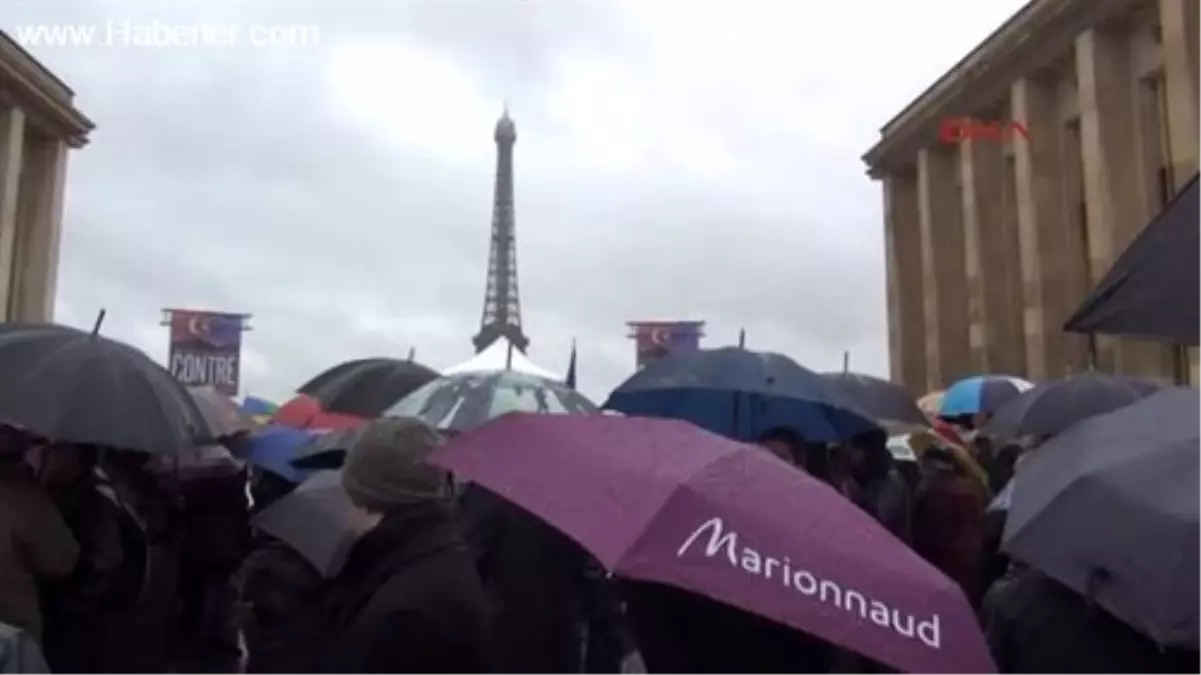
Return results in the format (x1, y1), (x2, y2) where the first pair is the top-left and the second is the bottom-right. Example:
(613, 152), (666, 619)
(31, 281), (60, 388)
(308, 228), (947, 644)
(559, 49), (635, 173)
(983, 372), (1164, 442)
(821, 371), (928, 432)
(1003, 387), (1200, 647)
(298, 357), (438, 417)
(434, 413), (994, 674)
(1064, 173), (1199, 345)
(252, 469), (356, 576)
(443, 336), (560, 380)
(0, 323), (206, 454)
(188, 386), (255, 441)
(289, 424), (368, 471)
(605, 347), (878, 443)
(939, 375), (1032, 418)
(273, 394), (365, 431)
(917, 391), (944, 420)
(385, 371), (598, 433)
(235, 425), (319, 484)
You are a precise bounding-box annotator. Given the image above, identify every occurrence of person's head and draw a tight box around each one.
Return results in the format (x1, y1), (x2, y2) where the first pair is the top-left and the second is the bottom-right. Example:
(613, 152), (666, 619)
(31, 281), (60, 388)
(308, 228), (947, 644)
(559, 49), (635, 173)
(756, 427), (803, 466)
(846, 428), (889, 477)
(341, 417), (450, 533)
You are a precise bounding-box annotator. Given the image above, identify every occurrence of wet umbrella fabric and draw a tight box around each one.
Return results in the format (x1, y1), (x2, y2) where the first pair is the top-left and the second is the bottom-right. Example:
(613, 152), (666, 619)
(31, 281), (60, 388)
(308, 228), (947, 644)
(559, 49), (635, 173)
(605, 347), (878, 443)
(939, 375), (1032, 418)
(821, 371), (928, 432)
(384, 371), (599, 433)
(252, 470), (357, 577)
(433, 413), (995, 674)
(983, 372), (1163, 442)
(1003, 387), (1200, 647)
(188, 386), (255, 441)
(297, 357), (438, 417)
(289, 425), (367, 471)
(273, 394), (365, 431)
(0, 323), (207, 454)
(235, 425), (318, 484)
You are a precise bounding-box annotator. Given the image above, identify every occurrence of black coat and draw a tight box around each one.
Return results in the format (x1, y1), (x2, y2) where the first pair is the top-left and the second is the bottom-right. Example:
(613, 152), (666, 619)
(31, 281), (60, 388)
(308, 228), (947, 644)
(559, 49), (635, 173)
(985, 568), (1199, 673)
(458, 485), (629, 673)
(622, 580), (833, 674)
(312, 502), (496, 674)
(237, 532), (326, 674)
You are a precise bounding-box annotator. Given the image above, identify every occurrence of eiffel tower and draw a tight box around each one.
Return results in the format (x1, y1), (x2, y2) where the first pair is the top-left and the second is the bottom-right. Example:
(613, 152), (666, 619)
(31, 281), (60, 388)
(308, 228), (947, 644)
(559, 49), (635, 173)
(472, 105), (530, 353)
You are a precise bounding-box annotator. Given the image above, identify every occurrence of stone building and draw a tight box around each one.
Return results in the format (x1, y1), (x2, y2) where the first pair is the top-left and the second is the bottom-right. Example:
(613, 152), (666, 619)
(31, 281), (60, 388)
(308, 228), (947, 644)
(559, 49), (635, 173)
(863, 0), (1198, 393)
(0, 32), (93, 322)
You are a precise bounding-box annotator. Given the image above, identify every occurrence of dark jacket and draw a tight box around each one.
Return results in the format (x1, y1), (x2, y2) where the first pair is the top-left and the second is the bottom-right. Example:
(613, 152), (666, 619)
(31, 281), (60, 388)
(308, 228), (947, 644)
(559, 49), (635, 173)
(0, 462), (79, 640)
(312, 502), (496, 674)
(459, 485), (628, 673)
(858, 467), (911, 542)
(986, 568), (1199, 673)
(622, 580), (833, 674)
(911, 456), (987, 604)
(237, 532), (326, 673)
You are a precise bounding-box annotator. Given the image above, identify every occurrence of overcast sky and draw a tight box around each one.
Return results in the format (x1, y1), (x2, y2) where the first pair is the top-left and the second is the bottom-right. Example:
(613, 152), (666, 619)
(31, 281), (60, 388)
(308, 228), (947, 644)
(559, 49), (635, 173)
(6, 0), (1027, 404)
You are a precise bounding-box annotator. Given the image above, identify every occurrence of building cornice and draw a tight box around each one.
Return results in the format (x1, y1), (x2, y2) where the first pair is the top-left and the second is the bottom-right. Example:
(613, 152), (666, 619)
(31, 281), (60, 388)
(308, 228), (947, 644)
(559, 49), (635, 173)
(0, 31), (94, 148)
(861, 0), (1144, 178)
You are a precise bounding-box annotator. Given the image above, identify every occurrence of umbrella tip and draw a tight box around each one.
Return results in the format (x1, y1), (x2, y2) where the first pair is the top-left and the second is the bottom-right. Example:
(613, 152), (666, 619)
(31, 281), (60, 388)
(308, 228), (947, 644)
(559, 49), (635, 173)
(738, 328), (746, 349)
(91, 309), (107, 335)
(406, 347), (416, 362)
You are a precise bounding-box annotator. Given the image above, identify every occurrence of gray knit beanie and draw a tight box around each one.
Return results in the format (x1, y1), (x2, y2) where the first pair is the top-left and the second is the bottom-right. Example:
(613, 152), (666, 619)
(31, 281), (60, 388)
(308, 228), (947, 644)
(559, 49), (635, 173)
(340, 417), (450, 512)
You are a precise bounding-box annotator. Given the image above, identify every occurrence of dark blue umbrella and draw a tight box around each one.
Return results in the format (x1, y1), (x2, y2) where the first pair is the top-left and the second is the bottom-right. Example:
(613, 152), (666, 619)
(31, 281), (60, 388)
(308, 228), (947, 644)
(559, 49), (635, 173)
(821, 371), (928, 432)
(983, 372), (1164, 441)
(603, 347), (878, 442)
(235, 425), (318, 484)
(939, 375), (1033, 418)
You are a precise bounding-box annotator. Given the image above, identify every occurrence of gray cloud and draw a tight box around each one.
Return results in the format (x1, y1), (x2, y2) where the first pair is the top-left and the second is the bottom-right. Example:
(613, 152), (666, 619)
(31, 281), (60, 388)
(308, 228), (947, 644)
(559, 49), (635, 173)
(6, 0), (1027, 403)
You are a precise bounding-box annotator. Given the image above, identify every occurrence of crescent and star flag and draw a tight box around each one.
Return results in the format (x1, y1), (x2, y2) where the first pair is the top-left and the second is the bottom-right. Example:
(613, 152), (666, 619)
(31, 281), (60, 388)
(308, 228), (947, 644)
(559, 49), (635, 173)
(168, 310), (245, 396)
(629, 321), (704, 370)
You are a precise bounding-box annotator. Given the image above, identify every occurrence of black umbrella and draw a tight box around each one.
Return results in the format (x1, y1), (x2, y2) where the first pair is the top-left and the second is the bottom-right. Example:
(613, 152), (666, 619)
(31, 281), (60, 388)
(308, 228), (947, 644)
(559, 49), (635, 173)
(0, 323), (206, 454)
(821, 371), (928, 433)
(297, 357), (438, 417)
(188, 386), (255, 441)
(252, 469), (356, 576)
(983, 372), (1164, 442)
(1003, 387), (1199, 647)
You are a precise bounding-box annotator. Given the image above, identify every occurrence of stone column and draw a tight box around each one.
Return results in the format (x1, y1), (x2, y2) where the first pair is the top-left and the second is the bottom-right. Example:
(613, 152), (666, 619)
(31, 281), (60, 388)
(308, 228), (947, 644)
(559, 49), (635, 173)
(959, 135), (1026, 376)
(12, 134), (68, 323)
(1077, 26), (1171, 378)
(917, 146), (970, 389)
(1161, 0), (1201, 383)
(883, 168), (927, 393)
(0, 106), (25, 319)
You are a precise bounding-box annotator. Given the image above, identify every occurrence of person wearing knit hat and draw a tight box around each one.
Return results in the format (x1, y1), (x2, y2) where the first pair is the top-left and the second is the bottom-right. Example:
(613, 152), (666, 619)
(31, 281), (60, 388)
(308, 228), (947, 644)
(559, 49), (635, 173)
(340, 417), (451, 516)
(312, 417), (496, 673)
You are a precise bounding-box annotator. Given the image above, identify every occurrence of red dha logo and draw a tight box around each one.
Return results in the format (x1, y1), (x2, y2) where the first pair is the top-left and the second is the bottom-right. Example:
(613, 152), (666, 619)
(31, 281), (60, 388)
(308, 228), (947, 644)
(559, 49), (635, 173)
(939, 117), (1030, 144)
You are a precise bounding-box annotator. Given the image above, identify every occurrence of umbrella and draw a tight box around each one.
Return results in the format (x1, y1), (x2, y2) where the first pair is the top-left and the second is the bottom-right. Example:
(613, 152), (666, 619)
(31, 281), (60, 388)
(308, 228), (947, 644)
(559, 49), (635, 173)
(235, 425), (318, 484)
(433, 413), (995, 674)
(938, 375), (1032, 418)
(252, 470), (357, 576)
(384, 371), (599, 433)
(1003, 387), (1200, 647)
(241, 396), (279, 425)
(289, 425), (368, 471)
(917, 391), (944, 420)
(273, 394), (365, 431)
(298, 357), (439, 417)
(188, 386), (255, 441)
(821, 371), (928, 433)
(983, 372), (1164, 442)
(0, 323), (207, 454)
(604, 347), (878, 443)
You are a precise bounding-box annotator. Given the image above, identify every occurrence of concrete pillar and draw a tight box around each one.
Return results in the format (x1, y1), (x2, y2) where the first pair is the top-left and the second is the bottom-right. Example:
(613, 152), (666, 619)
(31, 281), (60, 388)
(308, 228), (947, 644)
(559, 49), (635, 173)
(1157, 0), (1201, 381)
(917, 146), (971, 389)
(1077, 26), (1172, 378)
(0, 106), (25, 320)
(1013, 75), (1087, 379)
(12, 134), (67, 323)
(883, 168), (927, 394)
(959, 135), (1027, 376)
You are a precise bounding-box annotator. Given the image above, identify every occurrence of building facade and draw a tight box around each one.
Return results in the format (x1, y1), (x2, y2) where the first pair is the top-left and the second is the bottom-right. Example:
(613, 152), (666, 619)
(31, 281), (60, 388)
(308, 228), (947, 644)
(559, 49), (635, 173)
(0, 32), (93, 323)
(863, 0), (1198, 393)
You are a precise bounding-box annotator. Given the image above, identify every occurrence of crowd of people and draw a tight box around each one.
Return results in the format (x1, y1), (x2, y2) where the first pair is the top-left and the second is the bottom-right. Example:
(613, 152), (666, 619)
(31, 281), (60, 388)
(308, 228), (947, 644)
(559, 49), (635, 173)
(0, 341), (1197, 674)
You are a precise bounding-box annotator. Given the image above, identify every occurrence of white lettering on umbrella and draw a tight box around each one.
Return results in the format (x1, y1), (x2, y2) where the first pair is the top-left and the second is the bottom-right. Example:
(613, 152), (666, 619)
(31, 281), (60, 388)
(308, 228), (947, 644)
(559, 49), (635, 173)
(676, 517), (941, 649)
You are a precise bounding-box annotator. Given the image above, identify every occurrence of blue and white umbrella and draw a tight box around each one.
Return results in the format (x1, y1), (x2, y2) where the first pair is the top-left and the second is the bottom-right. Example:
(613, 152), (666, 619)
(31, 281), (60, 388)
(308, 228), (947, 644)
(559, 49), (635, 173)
(939, 375), (1033, 417)
(384, 370), (599, 432)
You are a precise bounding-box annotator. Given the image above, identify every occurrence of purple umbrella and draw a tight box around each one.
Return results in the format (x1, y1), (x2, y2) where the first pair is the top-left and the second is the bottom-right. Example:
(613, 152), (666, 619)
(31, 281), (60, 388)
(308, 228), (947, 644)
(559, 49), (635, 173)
(433, 413), (994, 674)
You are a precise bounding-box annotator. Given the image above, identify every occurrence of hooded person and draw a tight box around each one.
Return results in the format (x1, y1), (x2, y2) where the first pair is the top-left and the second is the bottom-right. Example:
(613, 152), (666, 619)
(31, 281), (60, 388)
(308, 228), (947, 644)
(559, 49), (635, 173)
(310, 418), (496, 674)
